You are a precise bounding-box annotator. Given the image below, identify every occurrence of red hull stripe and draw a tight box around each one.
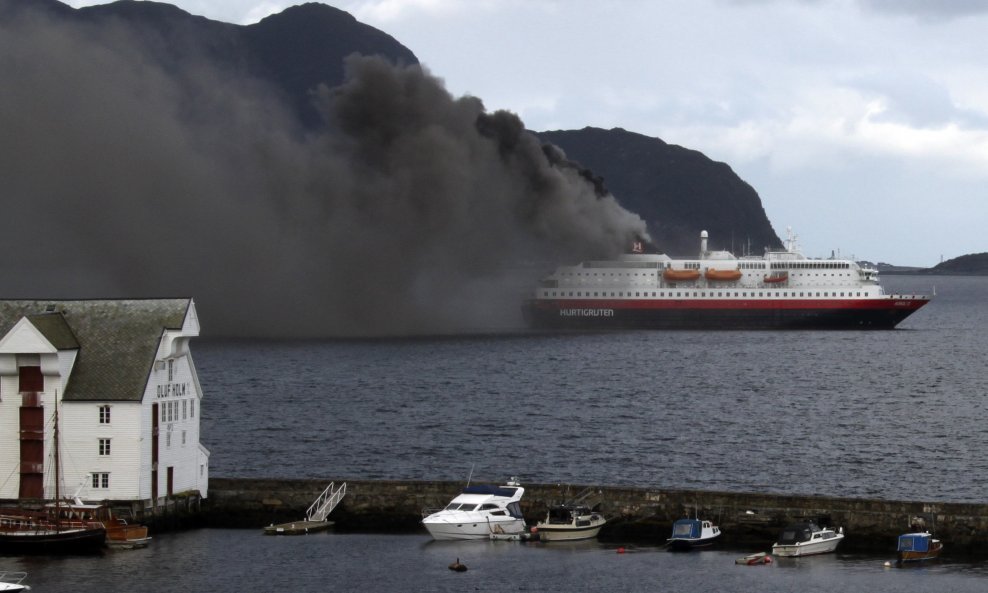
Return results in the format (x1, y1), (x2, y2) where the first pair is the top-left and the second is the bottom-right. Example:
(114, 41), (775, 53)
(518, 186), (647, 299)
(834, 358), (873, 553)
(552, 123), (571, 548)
(540, 298), (929, 311)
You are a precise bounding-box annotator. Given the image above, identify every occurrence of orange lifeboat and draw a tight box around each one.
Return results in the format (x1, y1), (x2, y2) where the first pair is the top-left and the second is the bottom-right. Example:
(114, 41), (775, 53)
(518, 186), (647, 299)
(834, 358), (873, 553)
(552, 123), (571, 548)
(704, 268), (742, 282)
(763, 271), (789, 283)
(663, 268), (701, 281)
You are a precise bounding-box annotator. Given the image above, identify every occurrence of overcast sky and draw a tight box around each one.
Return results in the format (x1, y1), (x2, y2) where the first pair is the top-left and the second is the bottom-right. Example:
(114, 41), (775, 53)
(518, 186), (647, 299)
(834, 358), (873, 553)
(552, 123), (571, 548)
(63, 0), (988, 266)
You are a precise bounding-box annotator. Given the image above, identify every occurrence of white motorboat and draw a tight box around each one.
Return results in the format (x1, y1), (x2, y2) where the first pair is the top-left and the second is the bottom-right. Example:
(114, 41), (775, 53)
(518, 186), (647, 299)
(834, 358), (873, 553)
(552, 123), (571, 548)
(771, 522), (844, 557)
(666, 517), (721, 550)
(422, 478), (526, 540)
(534, 504), (606, 542)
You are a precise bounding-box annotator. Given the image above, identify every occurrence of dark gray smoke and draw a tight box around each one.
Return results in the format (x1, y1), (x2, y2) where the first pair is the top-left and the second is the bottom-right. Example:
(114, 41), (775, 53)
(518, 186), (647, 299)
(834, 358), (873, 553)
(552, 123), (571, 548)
(0, 8), (647, 337)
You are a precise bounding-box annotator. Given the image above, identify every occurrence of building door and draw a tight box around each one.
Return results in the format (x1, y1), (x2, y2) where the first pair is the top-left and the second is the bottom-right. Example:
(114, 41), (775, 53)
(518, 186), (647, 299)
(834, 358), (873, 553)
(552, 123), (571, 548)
(18, 366), (45, 499)
(166, 466), (174, 497)
(151, 403), (159, 503)
(18, 405), (44, 499)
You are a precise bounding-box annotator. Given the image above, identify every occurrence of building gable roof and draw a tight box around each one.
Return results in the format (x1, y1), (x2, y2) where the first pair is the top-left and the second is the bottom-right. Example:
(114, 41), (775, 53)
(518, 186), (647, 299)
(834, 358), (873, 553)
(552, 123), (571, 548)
(0, 299), (193, 401)
(26, 313), (80, 350)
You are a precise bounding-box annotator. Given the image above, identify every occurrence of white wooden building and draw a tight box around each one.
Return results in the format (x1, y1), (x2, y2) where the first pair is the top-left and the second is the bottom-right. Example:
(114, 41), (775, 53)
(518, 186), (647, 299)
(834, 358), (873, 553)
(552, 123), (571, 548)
(0, 299), (209, 509)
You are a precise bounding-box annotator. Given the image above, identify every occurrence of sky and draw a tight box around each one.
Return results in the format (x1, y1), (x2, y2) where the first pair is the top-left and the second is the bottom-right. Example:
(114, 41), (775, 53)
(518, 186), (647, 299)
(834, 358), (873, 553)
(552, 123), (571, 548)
(60, 0), (988, 267)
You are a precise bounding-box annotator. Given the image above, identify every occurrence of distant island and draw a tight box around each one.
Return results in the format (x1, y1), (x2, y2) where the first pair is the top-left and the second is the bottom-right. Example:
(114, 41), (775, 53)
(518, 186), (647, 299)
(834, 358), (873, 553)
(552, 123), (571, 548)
(869, 252), (988, 275)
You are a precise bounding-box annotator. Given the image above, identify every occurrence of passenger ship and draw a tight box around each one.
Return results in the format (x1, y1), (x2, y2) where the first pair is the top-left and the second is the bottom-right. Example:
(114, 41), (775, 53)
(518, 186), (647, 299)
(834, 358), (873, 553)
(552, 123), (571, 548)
(522, 230), (931, 330)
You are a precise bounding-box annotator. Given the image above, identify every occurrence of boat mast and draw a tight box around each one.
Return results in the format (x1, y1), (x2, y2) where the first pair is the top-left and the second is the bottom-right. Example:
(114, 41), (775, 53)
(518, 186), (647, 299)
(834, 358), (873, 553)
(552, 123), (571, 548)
(54, 400), (61, 531)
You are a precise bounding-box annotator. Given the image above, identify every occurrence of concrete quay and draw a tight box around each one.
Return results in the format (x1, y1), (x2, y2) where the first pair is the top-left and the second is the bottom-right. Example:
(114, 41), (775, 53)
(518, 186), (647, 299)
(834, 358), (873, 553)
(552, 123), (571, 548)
(206, 478), (988, 555)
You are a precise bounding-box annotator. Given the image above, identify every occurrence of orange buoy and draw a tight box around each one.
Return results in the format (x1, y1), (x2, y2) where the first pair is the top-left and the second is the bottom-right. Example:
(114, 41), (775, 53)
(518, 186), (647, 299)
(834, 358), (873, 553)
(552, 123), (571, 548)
(617, 547), (626, 554)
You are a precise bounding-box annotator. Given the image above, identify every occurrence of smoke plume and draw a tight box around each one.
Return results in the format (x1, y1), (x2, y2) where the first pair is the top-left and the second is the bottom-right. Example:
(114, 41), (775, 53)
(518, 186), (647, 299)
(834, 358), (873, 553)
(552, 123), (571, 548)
(0, 7), (647, 337)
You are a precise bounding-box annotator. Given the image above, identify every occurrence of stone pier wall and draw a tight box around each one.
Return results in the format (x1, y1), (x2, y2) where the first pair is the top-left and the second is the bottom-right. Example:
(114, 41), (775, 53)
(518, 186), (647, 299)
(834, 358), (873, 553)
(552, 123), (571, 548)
(206, 478), (988, 554)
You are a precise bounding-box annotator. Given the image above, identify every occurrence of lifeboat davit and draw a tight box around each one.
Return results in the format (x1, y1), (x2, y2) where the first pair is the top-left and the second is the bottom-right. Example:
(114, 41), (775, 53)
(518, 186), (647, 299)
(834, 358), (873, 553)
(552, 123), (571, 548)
(663, 268), (701, 281)
(704, 268), (742, 281)
(763, 272), (789, 283)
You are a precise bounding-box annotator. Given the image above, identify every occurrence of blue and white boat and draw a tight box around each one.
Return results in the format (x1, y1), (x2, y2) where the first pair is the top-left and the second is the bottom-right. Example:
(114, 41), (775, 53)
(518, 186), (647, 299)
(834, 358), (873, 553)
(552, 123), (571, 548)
(667, 517), (721, 550)
(897, 532), (942, 563)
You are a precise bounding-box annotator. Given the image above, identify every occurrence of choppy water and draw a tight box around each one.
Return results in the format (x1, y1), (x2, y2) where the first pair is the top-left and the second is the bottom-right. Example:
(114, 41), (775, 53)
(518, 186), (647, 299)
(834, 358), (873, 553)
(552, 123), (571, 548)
(197, 275), (987, 503)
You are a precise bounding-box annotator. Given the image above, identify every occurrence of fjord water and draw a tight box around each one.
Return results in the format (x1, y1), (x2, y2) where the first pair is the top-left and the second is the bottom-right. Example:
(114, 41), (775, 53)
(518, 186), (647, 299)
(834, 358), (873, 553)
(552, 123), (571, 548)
(198, 275), (984, 503)
(15, 275), (988, 593)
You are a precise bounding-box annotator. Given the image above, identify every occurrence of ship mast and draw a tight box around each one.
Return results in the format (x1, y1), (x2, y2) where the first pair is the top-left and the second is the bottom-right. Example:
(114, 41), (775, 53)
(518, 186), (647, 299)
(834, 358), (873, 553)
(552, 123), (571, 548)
(53, 397), (61, 531)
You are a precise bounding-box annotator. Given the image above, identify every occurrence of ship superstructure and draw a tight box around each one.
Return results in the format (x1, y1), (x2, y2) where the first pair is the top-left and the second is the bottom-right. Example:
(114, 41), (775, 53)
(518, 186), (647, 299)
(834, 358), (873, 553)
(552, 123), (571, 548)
(522, 230), (930, 330)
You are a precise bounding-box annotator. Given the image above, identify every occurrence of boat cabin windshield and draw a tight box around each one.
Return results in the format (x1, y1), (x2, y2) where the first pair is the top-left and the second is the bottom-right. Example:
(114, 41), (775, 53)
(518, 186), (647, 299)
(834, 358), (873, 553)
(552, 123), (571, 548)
(672, 520), (701, 538)
(444, 503), (478, 511)
(777, 523), (819, 545)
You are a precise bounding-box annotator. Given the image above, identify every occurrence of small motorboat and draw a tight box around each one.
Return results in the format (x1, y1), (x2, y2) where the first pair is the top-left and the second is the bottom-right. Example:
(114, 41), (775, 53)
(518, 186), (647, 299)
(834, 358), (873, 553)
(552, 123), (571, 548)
(735, 552), (773, 565)
(897, 532), (942, 563)
(771, 522), (844, 557)
(667, 517), (721, 550)
(421, 477), (526, 541)
(534, 504), (606, 542)
(0, 571), (29, 592)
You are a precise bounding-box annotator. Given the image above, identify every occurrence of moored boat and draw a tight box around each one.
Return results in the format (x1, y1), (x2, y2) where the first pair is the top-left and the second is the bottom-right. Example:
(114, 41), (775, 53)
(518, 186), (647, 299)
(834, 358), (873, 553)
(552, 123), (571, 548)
(0, 407), (106, 555)
(897, 532), (942, 563)
(0, 510), (106, 555)
(771, 522), (844, 557)
(667, 517), (721, 550)
(421, 478), (526, 541)
(0, 571), (29, 592)
(522, 228), (931, 330)
(534, 504), (606, 542)
(43, 499), (149, 549)
(735, 552), (773, 565)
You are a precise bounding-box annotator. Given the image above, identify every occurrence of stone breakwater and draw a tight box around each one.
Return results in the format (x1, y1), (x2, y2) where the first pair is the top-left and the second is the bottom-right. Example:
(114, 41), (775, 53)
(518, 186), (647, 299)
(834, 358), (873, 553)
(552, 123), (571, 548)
(206, 478), (988, 554)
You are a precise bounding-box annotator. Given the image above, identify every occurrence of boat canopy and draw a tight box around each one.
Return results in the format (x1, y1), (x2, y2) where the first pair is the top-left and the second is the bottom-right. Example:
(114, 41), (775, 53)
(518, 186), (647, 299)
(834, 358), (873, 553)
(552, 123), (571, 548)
(898, 533), (931, 553)
(462, 485), (518, 497)
(671, 518), (702, 539)
(777, 523), (819, 545)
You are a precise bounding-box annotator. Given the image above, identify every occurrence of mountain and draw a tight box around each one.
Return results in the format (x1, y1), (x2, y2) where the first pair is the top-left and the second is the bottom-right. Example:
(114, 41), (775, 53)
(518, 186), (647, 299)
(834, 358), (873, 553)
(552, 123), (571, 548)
(1, 0), (418, 128)
(923, 253), (988, 275)
(538, 127), (781, 256)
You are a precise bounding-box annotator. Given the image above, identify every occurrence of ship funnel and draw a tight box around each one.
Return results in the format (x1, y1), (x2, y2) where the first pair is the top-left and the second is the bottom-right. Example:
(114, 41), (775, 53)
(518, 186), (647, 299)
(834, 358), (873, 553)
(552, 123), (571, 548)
(700, 230), (708, 259)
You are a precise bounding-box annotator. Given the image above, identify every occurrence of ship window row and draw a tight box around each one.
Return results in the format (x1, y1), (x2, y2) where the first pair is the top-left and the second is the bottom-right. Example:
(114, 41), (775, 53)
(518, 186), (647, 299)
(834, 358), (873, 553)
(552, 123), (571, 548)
(544, 291), (868, 298)
(771, 262), (851, 270)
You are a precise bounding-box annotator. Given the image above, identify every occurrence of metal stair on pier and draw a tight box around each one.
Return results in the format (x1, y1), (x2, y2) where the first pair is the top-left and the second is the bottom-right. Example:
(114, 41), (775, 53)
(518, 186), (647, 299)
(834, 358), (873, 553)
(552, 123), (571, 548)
(306, 481), (347, 522)
(263, 482), (346, 535)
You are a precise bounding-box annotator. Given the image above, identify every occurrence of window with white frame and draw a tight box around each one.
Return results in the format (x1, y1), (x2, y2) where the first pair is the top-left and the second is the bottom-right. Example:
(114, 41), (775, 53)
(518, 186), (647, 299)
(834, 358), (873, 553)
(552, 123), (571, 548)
(92, 473), (109, 489)
(98, 438), (111, 456)
(99, 405), (111, 424)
